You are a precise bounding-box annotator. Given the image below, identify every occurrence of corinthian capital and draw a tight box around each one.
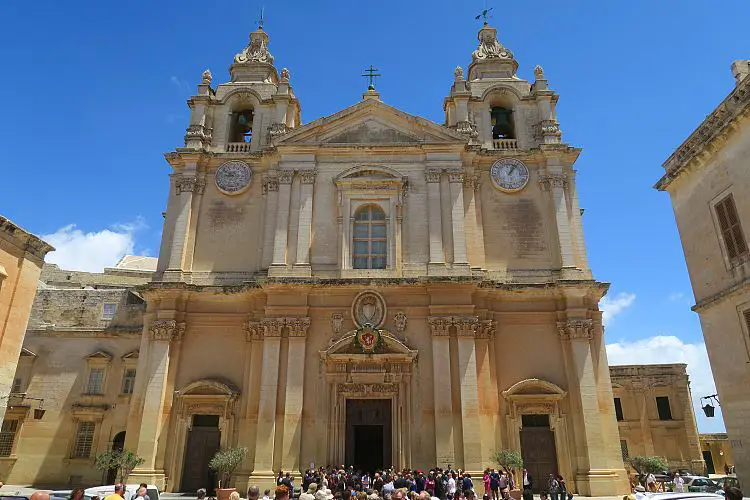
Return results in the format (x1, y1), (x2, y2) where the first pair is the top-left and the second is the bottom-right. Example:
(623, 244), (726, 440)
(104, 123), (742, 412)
(425, 169), (442, 183)
(454, 316), (479, 337)
(261, 318), (285, 337)
(447, 170), (465, 184)
(298, 170), (317, 185)
(175, 176), (206, 195)
(287, 317), (311, 337)
(556, 319), (593, 342)
(243, 321), (262, 342)
(428, 316), (452, 336)
(277, 170), (294, 184)
(149, 319), (186, 342)
(537, 173), (567, 191)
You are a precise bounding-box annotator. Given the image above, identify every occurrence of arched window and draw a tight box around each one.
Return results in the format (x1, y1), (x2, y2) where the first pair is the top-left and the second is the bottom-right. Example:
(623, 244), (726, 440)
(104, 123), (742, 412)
(353, 205), (387, 269)
(229, 109), (253, 143)
(490, 106), (515, 139)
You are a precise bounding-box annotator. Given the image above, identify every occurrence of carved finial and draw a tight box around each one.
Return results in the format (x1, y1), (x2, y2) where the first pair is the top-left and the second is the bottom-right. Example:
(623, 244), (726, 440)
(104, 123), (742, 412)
(201, 69), (213, 85)
(454, 66), (464, 81)
(534, 65), (545, 80)
(280, 67), (290, 82)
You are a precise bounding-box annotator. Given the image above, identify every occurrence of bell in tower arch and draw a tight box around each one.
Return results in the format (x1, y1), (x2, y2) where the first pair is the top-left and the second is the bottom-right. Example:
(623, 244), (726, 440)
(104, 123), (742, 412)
(491, 106), (515, 139)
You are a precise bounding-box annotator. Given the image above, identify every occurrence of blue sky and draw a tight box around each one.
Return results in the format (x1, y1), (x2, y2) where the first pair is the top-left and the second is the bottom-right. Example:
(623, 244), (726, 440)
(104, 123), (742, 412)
(3, 0), (749, 433)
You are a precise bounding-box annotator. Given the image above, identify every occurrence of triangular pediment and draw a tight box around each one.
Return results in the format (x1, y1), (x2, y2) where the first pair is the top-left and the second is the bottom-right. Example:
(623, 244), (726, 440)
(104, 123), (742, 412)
(274, 99), (467, 147)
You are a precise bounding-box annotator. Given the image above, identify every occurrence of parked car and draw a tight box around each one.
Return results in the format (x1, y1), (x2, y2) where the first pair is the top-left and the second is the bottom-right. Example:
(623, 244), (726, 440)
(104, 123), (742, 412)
(636, 494), (723, 500)
(685, 477), (721, 493)
(85, 484), (160, 500)
(713, 476), (740, 491)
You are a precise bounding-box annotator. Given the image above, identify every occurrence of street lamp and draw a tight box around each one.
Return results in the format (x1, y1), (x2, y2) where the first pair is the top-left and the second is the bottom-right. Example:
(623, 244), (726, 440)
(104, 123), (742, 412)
(1, 394), (46, 420)
(700, 394), (721, 418)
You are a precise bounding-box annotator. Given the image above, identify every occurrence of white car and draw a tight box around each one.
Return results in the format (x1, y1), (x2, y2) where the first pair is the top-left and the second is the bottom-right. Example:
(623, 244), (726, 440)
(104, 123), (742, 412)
(635, 493), (724, 500)
(84, 484), (160, 500)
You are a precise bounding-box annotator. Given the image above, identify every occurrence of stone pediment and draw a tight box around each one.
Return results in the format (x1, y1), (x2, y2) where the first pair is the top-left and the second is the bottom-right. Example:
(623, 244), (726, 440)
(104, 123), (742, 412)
(274, 99), (467, 147)
(323, 329), (417, 360)
(324, 120), (419, 144)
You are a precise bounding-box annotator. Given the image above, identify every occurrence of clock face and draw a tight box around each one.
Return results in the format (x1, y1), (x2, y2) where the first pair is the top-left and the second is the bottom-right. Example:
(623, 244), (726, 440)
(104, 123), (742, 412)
(215, 160), (252, 195)
(490, 158), (529, 193)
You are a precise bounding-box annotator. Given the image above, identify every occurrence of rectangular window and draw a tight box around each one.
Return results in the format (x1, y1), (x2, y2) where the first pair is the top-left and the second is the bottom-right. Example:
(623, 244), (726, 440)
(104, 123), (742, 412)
(73, 421), (95, 458)
(715, 194), (749, 264)
(11, 378), (22, 393)
(0, 420), (19, 457)
(620, 439), (629, 460)
(614, 397), (624, 421)
(86, 368), (105, 394)
(656, 396), (673, 420)
(101, 303), (117, 320)
(121, 369), (136, 395)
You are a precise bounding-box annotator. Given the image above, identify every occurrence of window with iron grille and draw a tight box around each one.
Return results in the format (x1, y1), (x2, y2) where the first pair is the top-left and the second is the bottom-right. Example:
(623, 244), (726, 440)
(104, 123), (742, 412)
(0, 420), (19, 457)
(620, 439), (629, 461)
(121, 369), (136, 395)
(352, 205), (387, 270)
(715, 194), (749, 265)
(73, 421), (95, 458)
(86, 368), (105, 394)
(101, 303), (117, 320)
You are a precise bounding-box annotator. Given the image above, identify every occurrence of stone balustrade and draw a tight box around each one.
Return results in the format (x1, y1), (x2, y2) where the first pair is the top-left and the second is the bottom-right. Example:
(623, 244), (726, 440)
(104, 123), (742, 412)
(226, 142), (253, 153)
(492, 138), (518, 150)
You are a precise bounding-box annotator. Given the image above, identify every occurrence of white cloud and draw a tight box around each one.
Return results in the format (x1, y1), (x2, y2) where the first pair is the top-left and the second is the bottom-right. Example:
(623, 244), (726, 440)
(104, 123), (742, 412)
(599, 292), (636, 326)
(669, 292), (686, 302)
(42, 219), (148, 273)
(170, 75), (189, 93)
(607, 335), (724, 432)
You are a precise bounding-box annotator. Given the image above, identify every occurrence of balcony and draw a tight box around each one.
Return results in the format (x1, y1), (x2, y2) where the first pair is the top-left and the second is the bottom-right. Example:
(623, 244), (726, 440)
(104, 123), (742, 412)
(226, 142), (252, 153)
(492, 138), (518, 150)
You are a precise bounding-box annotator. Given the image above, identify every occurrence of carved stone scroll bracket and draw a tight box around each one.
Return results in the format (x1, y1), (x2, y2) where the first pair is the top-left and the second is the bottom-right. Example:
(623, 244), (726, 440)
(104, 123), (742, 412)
(149, 319), (186, 342)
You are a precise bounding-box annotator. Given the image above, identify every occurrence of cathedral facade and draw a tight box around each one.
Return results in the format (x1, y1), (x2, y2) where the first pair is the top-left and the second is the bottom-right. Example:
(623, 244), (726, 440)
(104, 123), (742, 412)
(4, 23), (629, 495)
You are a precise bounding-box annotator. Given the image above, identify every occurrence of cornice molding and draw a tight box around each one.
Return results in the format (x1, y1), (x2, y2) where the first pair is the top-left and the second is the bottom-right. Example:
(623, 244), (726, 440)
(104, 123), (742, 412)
(0, 216), (54, 263)
(657, 76), (750, 190)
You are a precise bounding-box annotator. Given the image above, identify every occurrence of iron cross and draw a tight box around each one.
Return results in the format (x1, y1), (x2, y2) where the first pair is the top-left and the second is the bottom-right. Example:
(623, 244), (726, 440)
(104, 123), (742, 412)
(362, 65), (381, 90)
(475, 0), (493, 24)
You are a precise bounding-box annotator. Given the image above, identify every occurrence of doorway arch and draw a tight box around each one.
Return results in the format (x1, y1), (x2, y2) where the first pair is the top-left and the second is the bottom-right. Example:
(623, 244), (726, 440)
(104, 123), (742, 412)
(106, 431), (126, 484)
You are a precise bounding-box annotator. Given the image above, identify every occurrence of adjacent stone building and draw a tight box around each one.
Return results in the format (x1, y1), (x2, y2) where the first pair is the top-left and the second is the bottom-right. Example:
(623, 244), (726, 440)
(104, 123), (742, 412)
(656, 60), (750, 488)
(610, 364), (703, 473)
(0, 216), (53, 427)
(2, 23), (631, 494)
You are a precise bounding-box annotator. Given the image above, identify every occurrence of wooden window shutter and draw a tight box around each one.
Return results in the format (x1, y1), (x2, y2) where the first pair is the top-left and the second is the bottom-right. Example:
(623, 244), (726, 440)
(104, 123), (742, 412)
(716, 195), (749, 262)
(744, 308), (750, 334)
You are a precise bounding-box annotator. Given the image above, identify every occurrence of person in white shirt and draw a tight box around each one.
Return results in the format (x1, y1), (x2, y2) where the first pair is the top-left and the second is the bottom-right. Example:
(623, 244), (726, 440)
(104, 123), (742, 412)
(673, 475), (684, 493)
(448, 474), (457, 497)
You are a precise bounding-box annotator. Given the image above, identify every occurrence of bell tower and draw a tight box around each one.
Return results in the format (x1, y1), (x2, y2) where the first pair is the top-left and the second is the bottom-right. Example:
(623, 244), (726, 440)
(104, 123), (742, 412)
(443, 22), (563, 151)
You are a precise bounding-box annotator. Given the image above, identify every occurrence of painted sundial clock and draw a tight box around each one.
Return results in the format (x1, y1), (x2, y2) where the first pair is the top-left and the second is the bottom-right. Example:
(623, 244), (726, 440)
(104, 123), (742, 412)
(215, 160), (253, 195)
(490, 158), (529, 193)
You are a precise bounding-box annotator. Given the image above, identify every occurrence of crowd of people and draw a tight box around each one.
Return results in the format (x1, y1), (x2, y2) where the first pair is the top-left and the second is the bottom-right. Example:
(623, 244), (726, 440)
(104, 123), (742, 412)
(259, 466), (573, 500)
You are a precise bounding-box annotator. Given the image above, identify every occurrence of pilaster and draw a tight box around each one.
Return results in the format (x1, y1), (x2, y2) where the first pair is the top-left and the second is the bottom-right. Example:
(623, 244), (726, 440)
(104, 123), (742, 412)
(454, 316), (483, 471)
(270, 171), (293, 269)
(165, 165), (205, 281)
(428, 317), (454, 467)
(252, 319), (283, 477)
(539, 172), (576, 270)
(293, 171), (316, 275)
(261, 176), (279, 268)
(448, 170), (469, 267)
(281, 318), (310, 472)
(426, 169), (445, 271)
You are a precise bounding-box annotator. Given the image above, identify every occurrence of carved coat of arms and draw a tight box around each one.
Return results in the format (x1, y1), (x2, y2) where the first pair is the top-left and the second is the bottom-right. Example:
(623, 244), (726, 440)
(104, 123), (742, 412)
(352, 291), (386, 328)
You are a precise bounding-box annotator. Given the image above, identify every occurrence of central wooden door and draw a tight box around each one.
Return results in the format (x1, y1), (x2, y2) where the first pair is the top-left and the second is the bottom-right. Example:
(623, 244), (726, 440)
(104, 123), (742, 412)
(520, 415), (558, 493)
(345, 399), (391, 473)
(181, 415), (221, 493)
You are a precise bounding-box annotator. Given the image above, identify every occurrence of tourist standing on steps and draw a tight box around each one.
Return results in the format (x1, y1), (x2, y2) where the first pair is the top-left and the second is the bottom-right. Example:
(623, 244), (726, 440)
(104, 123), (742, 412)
(489, 469), (500, 500)
(674, 474), (684, 493)
(548, 474), (560, 500)
(521, 470), (533, 492)
(483, 470), (491, 498)
(447, 473), (457, 498)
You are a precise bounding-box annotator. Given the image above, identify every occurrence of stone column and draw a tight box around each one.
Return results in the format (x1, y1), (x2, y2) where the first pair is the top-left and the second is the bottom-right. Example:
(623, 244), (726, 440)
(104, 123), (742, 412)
(295, 171), (316, 272)
(426, 169), (445, 267)
(539, 173), (576, 269)
(558, 319), (615, 495)
(129, 319), (185, 488)
(455, 316), (483, 471)
(281, 318), (310, 472)
(448, 170), (469, 266)
(262, 177), (280, 268)
(271, 171), (294, 267)
(253, 319), (283, 478)
(166, 165), (204, 279)
(429, 317), (454, 467)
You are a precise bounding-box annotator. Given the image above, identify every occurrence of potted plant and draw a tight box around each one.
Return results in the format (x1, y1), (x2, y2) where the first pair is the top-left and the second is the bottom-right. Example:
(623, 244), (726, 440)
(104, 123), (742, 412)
(209, 446), (248, 500)
(627, 456), (669, 490)
(492, 449), (524, 500)
(95, 449), (145, 483)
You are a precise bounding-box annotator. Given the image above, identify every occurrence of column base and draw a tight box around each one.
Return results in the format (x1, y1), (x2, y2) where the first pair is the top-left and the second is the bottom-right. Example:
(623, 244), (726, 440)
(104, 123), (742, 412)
(247, 470), (279, 493)
(129, 470), (167, 491)
(574, 468), (629, 496)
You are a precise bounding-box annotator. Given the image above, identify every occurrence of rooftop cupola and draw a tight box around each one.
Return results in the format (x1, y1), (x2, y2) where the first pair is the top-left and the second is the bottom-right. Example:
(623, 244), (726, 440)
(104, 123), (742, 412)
(230, 27), (279, 83)
(468, 23), (518, 80)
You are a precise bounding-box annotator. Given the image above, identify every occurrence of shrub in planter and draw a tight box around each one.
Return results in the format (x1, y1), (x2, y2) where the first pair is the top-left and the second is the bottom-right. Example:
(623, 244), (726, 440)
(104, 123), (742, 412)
(209, 446), (248, 499)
